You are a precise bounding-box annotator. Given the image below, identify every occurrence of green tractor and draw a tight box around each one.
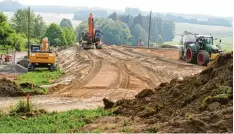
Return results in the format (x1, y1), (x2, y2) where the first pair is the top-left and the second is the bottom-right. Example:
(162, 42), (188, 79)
(179, 34), (223, 66)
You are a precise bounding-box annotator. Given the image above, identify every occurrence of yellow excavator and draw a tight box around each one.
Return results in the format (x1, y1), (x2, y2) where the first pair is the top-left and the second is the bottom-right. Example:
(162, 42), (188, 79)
(28, 37), (57, 71)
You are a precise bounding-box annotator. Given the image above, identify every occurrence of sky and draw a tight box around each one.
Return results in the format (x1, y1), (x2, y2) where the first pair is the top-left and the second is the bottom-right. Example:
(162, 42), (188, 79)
(8, 0), (234, 17)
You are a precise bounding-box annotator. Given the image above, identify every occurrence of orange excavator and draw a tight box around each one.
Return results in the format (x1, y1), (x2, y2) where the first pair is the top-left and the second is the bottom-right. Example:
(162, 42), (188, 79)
(80, 13), (103, 50)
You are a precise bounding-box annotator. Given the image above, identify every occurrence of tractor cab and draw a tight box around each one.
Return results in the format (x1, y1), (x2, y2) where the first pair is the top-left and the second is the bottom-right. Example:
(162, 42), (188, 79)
(195, 35), (221, 54)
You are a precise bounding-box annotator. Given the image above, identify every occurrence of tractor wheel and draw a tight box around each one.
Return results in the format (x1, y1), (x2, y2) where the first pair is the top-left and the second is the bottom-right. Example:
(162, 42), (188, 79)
(186, 46), (197, 63)
(197, 50), (210, 66)
(179, 46), (184, 60)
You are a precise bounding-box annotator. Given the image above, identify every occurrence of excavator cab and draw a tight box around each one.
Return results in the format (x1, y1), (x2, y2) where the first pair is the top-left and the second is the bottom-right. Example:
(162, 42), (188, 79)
(94, 29), (102, 42)
(31, 45), (41, 52)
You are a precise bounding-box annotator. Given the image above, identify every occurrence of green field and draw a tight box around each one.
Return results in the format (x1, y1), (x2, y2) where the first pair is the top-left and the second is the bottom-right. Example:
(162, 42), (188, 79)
(175, 22), (233, 36)
(16, 69), (63, 86)
(0, 108), (110, 133)
(15, 69), (63, 94)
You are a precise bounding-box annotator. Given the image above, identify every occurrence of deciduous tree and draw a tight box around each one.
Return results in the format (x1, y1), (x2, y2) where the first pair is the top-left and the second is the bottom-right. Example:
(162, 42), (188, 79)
(44, 23), (67, 46)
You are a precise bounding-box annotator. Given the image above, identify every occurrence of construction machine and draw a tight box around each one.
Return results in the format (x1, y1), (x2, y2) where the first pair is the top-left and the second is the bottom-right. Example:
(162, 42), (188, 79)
(179, 34), (223, 66)
(80, 13), (103, 50)
(28, 37), (57, 71)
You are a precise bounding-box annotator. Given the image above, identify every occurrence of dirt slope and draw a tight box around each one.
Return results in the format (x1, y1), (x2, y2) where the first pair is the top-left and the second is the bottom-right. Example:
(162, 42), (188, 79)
(82, 52), (233, 133)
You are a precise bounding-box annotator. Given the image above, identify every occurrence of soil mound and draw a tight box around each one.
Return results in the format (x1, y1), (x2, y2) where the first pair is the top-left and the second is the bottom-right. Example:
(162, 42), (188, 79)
(104, 52), (233, 133)
(0, 78), (25, 97)
(17, 59), (29, 68)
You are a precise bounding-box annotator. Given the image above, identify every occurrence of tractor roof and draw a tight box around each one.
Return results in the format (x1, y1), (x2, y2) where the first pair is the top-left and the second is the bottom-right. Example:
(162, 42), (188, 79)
(195, 35), (213, 38)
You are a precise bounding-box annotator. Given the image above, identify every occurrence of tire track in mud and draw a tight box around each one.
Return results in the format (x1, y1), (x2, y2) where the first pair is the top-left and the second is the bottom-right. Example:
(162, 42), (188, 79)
(122, 47), (197, 67)
(110, 46), (199, 83)
(53, 48), (102, 95)
(90, 49), (130, 89)
(48, 46), (92, 89)
(100, 48), (154, 88)
(111, 46), (204, 82)
(104, 46), (162, 86)
(122, 61), (155, 88)
(64, 50), (102, 92)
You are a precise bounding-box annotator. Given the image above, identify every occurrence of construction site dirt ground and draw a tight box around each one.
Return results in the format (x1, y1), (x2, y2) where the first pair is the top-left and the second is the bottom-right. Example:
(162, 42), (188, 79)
(0, 45), (205, 113)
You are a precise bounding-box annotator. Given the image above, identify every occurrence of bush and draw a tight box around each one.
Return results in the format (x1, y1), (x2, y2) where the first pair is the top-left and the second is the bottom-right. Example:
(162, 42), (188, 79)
(10, 99), (32, 114)
(157, 35), (164, 45)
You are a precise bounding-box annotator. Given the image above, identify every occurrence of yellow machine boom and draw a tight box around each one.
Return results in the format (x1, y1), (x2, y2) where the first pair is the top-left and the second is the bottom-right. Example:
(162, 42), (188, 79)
(42, 37), (49, 51)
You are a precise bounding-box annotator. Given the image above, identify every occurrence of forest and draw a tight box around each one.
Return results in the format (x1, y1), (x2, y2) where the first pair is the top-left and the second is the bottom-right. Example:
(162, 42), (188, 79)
(76, 12), (175, 46)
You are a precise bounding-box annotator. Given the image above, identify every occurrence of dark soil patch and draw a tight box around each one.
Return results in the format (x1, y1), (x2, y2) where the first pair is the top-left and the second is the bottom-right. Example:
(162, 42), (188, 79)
(0, 78), (46, 97)
(0, 78), (25, 97)
(159, 44), (179, 49)
(17, 59), (29, 68)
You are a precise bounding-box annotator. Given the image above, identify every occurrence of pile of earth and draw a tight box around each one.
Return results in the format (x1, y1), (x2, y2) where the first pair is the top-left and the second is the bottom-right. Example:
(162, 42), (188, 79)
(0, 78), (25, 97)
(17, 59), (29, 68)
(0, 78), (46, 97)
(101, 52), (233, 133)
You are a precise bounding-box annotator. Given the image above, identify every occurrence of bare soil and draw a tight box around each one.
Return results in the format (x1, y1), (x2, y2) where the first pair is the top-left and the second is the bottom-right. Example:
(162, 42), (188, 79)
(83, 52), (233, 133)
(0, 45), (204, 113)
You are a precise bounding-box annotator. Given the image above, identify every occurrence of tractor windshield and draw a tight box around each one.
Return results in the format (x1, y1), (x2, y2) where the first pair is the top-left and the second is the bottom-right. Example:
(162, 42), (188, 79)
(204, 37), (213, 45)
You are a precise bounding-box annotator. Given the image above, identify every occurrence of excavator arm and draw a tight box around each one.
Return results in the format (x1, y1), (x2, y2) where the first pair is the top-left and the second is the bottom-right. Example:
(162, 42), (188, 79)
(41, 37), (49, 51)
(88, 13), (95, 39)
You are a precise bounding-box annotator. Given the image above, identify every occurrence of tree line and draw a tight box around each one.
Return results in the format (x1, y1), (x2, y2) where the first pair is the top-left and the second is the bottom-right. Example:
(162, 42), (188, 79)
(0, 9), (76, 51)
(1, 8), (175, 50)
(73, 7), (232, 27)
(161, 14), (232, 27)
(76, 12), (175, 46)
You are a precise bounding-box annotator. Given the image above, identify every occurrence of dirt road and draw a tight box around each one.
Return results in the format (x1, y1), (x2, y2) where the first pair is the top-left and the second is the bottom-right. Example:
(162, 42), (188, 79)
(0, 45), (205, 112)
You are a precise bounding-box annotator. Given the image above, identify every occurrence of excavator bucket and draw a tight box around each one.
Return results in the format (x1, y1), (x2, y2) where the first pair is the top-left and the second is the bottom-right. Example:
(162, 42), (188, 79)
(210, 53), (220, 60)
(207, 53), (220, 67)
